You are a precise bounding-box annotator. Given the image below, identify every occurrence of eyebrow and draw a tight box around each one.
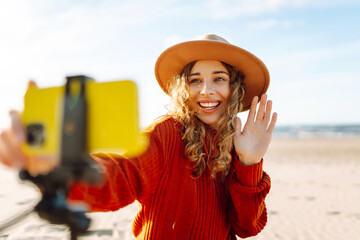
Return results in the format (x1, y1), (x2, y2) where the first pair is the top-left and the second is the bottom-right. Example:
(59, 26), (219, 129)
(189, 71), (229, 77)
(189, 72), (200, 77)
(213, 71), (229, 76)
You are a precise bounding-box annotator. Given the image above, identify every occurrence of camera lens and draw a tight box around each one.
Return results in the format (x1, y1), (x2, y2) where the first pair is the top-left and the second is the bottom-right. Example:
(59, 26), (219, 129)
(27, 124), (45, 146)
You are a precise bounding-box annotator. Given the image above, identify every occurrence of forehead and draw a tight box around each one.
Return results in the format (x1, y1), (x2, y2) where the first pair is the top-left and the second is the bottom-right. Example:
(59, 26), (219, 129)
(190, 60), (228, 73)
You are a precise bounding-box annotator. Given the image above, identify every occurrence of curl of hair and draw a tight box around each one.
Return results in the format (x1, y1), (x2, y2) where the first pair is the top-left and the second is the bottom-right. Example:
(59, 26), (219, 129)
(168, 61), (246, 179)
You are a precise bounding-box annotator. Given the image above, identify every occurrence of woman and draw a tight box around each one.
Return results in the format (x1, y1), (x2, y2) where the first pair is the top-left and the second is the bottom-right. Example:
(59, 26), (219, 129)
(0, 34), (277, 239)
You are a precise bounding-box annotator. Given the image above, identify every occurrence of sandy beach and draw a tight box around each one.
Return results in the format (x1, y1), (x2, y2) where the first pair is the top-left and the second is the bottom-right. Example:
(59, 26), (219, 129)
(1, 137), (360, 240)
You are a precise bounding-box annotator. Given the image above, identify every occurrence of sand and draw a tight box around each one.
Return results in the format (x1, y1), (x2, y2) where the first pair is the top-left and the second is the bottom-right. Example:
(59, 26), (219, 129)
(1, 137), (360, 240)
(248, 138), (360, 240)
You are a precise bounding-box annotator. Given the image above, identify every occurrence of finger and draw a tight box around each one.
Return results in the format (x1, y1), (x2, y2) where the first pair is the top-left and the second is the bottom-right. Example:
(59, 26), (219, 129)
(27, 80), (37, 89)
(0, 136), (13, 167)
(0, 130), (26, 168)
(9, 111), (26, 143)
(262, 100), (272, 126)
(247, 96), (258, 122)
(255, 94), (267, 122)
(267, 112), (278, 134)
(27, 155), (59, 176)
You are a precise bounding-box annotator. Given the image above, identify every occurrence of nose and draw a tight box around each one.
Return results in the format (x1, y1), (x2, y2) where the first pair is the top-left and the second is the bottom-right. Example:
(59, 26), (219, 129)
(200, 81), (215, 96)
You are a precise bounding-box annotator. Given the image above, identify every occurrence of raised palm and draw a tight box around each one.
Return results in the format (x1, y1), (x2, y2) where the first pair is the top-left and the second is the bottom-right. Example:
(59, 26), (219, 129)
(234, 94), (277, 165)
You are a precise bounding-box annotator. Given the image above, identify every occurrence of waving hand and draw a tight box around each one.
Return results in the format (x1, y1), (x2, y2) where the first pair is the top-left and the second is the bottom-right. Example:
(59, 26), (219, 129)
(234, 94), (277, 165)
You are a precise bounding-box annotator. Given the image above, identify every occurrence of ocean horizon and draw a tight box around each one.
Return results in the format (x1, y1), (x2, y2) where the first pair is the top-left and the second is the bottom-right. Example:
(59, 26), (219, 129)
(273, 124), (360, 139)
(1, 123), (360, 139)
(0, 124), (360, 139)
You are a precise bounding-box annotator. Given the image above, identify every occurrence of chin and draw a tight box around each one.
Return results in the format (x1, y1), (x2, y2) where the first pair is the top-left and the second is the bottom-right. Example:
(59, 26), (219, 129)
(198, 117), (219, 128)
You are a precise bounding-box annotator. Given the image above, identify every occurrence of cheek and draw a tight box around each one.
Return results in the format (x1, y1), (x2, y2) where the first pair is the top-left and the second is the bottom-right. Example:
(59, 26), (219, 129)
(188, 84), (198, 96)
(188, 97), (197, 110)
(222, 85), (231, 101)
(188, 87), (197, 104)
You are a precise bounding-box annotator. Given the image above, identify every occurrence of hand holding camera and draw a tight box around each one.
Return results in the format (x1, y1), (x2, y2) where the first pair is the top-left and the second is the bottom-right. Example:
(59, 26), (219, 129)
(0, 83), (59, 175)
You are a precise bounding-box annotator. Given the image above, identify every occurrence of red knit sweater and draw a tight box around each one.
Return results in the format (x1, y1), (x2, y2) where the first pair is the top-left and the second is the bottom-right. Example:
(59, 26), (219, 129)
(69, 117), (271, 239)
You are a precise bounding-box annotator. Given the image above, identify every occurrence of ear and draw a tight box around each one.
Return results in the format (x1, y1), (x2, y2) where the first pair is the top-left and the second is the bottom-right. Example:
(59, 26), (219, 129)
(235, 117), (242, 133)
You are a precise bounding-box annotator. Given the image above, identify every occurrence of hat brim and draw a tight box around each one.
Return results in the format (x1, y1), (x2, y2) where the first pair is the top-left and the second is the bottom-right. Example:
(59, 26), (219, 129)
(154, 40), (270, 112)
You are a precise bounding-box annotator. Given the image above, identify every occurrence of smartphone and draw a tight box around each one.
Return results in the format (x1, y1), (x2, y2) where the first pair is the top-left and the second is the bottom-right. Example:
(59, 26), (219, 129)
(21, 79), (148, 157)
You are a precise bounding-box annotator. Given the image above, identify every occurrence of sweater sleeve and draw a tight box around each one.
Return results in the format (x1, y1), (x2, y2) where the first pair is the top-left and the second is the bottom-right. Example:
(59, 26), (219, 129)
(67, 131), (165, 212)
(227, 158), (271, 238)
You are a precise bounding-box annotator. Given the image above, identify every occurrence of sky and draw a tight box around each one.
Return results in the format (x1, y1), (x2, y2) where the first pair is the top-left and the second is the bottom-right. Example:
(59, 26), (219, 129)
(0, 0), (359, 129)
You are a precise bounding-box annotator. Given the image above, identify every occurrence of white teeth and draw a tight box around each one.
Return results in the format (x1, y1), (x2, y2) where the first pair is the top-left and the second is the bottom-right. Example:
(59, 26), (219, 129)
(199, 102), (220, 108)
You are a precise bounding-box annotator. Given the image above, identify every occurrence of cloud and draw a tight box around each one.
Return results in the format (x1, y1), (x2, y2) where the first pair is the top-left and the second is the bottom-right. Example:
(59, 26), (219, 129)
(162, 34), (212, 48)
(0, 0), (358, 127)
(163, 35), (184, 48)
(267, 39), (360, 78)
(246, 19), (305, 30)
(204, 0), (304, 19)
(204, 0), (358, 19)
(268, 70), (360, 124)
(0, 1), (155, 84)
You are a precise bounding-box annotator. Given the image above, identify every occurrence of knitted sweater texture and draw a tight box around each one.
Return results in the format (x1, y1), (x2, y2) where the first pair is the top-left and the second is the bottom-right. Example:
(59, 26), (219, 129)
(69, 117), (271, 239)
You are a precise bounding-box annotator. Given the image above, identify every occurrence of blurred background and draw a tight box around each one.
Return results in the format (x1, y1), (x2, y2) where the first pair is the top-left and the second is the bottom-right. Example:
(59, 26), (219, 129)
(1, 0), (359, 240)
(0, 0), (359, 129)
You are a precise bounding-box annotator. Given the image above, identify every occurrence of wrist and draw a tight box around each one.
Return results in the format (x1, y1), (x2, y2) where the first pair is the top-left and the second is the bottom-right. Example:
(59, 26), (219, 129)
(233, 158), (264, 187)
(236, 155), (261, 166)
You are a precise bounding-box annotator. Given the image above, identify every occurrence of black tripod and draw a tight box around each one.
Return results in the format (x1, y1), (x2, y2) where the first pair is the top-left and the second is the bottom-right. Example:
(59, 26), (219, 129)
(20, 75), (102, 240)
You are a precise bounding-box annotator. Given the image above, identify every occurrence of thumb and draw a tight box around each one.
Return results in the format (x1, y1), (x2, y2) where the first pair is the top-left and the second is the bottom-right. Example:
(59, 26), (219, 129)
(235, 117), (242, 133)
(9, 110), (26, 143)
(27, 80), (38, 89)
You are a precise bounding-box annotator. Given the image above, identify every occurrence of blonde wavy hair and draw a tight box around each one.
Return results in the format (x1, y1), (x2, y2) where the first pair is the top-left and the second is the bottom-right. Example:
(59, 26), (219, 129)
(168, 61), (246, 179)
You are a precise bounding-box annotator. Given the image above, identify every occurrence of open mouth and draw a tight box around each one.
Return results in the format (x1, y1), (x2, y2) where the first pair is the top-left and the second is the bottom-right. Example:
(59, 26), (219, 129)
(198, 101), (221, 109)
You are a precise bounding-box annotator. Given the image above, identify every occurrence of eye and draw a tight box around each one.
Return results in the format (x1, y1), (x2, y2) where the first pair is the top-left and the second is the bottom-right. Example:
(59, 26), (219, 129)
(189, 78), (201, 84)
(214, 77), (226, 82)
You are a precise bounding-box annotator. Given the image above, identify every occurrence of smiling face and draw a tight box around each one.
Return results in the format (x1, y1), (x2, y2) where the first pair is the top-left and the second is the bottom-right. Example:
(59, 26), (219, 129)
(187, 60), (231, 128)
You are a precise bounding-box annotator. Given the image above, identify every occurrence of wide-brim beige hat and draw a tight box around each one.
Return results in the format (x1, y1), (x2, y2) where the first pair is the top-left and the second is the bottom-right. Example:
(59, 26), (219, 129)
(154, 34), (270, 112)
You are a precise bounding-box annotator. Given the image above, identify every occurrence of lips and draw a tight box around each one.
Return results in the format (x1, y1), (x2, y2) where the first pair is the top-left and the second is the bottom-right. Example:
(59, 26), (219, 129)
(198, 101), (221, 113)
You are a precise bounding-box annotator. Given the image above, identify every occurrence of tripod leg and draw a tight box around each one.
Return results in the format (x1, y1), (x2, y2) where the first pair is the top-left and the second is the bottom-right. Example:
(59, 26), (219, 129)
(70, 228), (78, 240)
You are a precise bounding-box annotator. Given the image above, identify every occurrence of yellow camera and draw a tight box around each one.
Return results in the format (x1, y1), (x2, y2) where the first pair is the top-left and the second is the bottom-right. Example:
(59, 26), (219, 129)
(21, 76), (148, 158)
